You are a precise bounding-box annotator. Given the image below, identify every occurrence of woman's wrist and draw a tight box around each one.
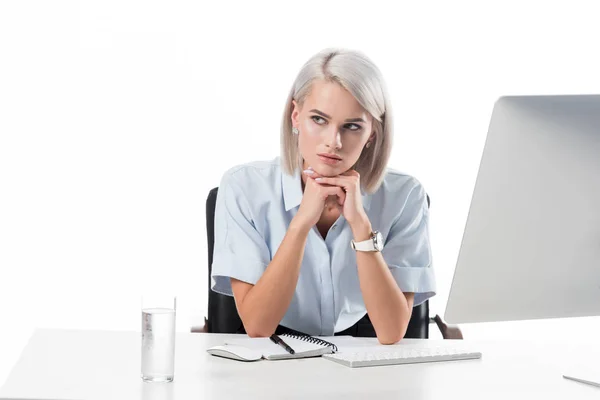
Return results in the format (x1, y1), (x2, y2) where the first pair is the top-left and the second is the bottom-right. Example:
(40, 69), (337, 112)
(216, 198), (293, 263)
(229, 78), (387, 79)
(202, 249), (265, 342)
(289, 214), (313, 236)
(350, 215), (373, 241)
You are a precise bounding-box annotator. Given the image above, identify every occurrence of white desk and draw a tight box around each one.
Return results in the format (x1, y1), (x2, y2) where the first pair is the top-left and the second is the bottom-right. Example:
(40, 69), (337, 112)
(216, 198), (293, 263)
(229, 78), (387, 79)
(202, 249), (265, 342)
(1, 329), (598, 399)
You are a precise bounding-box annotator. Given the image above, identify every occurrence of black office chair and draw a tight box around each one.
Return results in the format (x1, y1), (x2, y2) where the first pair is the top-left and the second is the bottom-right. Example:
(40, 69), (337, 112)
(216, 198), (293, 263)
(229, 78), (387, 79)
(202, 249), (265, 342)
(193, 187), (462, 340)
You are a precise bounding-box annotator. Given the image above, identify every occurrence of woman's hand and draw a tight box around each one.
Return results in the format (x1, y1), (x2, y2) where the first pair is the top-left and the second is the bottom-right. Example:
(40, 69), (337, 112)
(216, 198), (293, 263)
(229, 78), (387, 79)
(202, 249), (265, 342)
(312, 170), (370, 230)
(295, 167), (346, 229)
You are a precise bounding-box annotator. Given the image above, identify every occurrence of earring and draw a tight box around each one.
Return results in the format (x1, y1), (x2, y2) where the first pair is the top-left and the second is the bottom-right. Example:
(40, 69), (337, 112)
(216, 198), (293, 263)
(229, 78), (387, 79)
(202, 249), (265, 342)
(292, 127), (299, 135)
(366, 141), (372, 149)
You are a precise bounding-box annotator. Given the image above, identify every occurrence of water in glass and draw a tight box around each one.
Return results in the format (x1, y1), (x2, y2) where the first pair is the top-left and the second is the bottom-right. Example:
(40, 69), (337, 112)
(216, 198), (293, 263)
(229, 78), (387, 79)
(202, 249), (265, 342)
(141, 307), (176, 382)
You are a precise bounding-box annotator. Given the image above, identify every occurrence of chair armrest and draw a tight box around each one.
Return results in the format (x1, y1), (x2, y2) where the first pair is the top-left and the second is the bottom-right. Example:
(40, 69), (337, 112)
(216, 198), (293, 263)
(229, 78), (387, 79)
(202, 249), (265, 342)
(191, 317), (209, 333)
(430, 314), (463, 339)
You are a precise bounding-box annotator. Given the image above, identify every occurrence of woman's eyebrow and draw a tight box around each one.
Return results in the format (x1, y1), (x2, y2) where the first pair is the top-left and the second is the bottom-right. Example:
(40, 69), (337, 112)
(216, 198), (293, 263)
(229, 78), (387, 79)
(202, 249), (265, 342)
(309, 109), (366, 123)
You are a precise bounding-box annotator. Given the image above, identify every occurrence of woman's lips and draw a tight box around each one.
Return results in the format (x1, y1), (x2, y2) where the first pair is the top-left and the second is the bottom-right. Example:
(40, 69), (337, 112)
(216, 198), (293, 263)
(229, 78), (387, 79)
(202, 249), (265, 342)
(318, 155), (342, 165)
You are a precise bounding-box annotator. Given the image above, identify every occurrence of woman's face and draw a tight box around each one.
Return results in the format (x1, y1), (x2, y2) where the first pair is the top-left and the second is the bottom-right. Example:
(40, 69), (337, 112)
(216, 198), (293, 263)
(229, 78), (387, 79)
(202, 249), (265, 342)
(291, 80), (374, 177)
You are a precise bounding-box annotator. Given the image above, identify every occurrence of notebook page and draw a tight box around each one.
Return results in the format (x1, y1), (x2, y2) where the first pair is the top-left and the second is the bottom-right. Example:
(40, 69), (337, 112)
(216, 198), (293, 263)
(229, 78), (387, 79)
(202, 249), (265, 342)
(225, 336), (332, 359)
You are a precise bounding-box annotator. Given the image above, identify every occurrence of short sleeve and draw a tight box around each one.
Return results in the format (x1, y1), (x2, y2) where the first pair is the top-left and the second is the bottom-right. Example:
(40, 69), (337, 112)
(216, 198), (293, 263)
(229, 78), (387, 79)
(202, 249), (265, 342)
(381, 181), (436, 307)
(210, 172), (271, 296)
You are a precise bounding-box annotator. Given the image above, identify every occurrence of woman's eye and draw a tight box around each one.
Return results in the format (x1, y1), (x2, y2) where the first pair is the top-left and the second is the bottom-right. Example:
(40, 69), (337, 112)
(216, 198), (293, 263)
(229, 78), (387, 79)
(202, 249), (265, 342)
(344, 124), (362, 131)
(311, 116), (361, 131)
(311, 116), (326, 125)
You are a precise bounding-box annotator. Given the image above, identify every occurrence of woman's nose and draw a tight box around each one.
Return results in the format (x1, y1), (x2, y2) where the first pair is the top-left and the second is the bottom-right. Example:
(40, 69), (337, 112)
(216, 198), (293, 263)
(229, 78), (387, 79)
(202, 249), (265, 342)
(325, 128), (342, 150)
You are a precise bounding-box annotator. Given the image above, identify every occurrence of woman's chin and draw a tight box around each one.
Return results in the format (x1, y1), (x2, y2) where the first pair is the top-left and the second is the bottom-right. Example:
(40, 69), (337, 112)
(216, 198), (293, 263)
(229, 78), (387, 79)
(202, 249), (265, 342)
(303, 158), (348, 176)
(315, 166), (347, 177)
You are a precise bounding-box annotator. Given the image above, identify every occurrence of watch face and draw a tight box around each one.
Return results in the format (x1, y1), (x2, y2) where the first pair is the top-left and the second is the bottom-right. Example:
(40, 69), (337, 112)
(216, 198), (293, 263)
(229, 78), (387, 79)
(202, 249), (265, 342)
(374, 231), (384, 251)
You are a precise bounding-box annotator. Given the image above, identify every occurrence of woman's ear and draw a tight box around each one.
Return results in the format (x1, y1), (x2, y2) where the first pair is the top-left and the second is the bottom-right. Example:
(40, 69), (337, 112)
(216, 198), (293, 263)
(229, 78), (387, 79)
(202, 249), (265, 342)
(368, 131), (376, 143)
(291, 100), (300, 126)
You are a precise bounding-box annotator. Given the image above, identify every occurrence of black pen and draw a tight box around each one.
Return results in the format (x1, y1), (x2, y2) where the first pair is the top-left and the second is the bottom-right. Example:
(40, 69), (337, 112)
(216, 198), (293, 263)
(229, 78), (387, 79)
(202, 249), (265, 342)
(270, 334), (295, 355)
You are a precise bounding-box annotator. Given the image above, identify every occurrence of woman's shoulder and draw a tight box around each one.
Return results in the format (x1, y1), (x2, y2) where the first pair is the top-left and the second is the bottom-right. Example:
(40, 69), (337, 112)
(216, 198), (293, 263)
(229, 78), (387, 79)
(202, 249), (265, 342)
(220, 157), (282, 185)
(220, 157), (281, 193)
(371, 169), (429, 220)
(378, 168), (426, 197)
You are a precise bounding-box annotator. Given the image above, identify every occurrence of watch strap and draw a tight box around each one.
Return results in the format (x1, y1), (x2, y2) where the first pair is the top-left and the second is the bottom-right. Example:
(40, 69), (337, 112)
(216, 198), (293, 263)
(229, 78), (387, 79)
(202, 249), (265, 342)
(351, 233), (377, 252)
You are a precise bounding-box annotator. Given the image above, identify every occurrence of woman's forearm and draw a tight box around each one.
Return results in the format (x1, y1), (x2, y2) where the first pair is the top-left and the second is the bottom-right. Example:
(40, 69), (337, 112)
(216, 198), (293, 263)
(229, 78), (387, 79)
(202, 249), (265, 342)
(235, 216), (311, 337)
(352, 220), (413, 344)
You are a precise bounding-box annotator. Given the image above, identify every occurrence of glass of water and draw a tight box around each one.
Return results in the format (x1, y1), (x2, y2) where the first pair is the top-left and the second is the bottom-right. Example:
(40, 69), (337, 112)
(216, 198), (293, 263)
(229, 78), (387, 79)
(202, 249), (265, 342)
(141, 295), (176, 382)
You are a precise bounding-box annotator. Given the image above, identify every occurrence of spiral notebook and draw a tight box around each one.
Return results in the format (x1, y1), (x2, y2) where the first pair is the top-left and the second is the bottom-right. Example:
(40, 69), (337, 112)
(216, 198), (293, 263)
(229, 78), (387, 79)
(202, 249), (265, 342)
(208, 331), (338, 361)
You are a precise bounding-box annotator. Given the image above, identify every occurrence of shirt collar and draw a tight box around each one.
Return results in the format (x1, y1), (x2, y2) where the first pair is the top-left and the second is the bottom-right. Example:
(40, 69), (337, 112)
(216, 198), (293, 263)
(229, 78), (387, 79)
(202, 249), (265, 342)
(282, 167), (372, 212)
(282, 167), (303, 211)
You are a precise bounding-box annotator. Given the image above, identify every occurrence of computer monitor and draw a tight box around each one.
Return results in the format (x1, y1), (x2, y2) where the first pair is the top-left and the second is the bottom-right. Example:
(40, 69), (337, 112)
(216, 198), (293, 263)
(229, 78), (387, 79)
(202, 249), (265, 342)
(444, 95), (600, 325)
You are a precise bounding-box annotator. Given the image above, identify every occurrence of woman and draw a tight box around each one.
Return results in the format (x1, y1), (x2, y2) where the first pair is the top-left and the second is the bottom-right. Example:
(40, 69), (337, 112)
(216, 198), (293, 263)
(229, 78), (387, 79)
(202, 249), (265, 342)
(211, 48), (435, 344)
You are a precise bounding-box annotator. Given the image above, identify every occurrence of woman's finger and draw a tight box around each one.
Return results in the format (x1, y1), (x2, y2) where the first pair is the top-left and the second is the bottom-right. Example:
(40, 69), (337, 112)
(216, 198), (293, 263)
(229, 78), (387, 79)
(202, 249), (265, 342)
(336, 186), (346, 205)
(322, 186), (346, 205)
(302, 168), (322, 179)
(314, 176), (348, 188)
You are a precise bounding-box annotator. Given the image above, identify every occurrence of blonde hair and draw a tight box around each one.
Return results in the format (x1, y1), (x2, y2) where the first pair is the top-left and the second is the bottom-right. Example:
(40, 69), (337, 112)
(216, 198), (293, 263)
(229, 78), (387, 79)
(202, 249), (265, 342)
(280, 48), (393, 193)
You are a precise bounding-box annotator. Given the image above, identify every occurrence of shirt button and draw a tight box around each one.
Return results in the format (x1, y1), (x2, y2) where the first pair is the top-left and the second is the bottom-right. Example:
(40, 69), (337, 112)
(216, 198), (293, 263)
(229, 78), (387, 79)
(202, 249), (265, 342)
(331, 225), (337, 231)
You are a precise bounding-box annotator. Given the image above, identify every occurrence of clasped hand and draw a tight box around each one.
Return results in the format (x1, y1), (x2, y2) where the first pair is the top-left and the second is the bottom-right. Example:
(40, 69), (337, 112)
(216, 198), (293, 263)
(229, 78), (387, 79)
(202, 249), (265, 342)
(297, 167), (368, 229)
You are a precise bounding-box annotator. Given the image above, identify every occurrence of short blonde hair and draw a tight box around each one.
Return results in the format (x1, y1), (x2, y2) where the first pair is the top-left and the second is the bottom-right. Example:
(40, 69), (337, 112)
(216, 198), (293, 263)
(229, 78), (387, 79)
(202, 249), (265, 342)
(280, 48), (393, 193)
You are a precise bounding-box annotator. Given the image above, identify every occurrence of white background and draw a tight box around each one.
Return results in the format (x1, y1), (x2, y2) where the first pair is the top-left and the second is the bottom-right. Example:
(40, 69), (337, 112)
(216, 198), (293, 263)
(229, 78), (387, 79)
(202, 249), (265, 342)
(2, 0), (600, 386)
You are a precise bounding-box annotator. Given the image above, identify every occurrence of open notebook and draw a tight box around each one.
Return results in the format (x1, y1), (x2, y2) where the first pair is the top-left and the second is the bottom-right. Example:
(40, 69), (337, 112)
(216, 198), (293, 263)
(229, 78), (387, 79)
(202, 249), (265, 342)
(207, 332), (337, 361)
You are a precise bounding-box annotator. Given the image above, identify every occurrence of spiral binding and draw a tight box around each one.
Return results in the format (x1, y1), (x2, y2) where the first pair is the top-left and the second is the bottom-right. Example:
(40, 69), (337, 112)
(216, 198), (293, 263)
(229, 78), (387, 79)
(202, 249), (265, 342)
(279, 327), (338, 352)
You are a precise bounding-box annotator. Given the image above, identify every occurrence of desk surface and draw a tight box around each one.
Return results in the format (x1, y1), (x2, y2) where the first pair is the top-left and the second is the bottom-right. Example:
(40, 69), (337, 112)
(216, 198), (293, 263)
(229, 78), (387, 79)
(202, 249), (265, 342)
(1, 329), (599, 400)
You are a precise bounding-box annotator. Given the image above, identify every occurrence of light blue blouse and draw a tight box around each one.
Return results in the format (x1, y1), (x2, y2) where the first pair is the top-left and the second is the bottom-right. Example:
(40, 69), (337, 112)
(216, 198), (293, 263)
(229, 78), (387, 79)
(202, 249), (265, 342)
(210, 157), (436, 336)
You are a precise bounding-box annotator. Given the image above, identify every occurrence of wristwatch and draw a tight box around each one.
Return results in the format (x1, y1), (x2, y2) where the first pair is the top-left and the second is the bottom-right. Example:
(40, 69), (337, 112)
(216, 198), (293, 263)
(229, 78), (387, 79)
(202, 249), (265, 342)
(351, 231), (384, 252)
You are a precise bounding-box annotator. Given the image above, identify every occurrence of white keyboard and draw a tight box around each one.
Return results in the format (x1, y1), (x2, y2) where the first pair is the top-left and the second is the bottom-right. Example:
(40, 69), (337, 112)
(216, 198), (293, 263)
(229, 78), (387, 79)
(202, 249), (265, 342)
(322, 346), (482, 368)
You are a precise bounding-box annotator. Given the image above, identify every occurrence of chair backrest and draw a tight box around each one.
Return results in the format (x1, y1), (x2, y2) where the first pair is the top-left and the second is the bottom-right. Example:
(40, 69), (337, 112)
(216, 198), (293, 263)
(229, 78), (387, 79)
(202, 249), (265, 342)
(206, 187), (430, 338)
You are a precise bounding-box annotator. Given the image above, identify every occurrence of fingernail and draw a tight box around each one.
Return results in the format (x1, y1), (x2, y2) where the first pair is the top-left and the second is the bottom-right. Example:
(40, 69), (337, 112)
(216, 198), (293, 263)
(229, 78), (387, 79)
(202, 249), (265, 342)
(303, 169), (314, 174)
(315, 178), (322, 181)
(308, 166), (314, 170)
